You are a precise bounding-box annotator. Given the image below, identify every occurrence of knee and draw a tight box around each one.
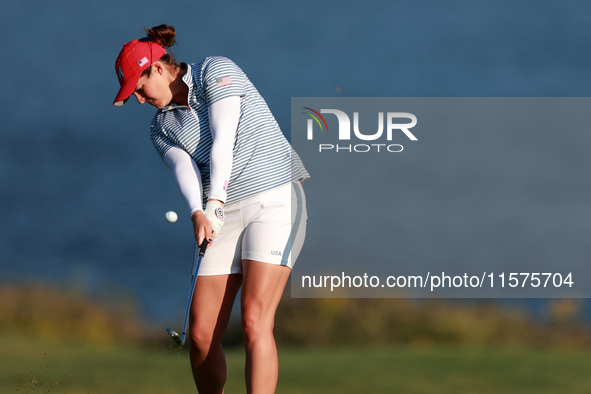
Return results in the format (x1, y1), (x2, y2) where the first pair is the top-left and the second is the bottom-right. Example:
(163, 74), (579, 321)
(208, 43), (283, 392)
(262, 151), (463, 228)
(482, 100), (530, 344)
(241, 308), (274, 345)
(189, 324), (215, 356)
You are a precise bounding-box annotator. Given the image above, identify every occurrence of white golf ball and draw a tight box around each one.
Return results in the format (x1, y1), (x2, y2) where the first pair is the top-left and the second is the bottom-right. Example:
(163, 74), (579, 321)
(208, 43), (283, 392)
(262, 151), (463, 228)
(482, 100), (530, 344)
(165, 211), (178, 223)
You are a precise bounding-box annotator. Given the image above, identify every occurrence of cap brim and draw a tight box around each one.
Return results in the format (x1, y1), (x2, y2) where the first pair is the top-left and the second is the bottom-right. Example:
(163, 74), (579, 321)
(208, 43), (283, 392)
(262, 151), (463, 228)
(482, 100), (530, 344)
(113, 74), (139, 106)
(113, 98), (129, 107)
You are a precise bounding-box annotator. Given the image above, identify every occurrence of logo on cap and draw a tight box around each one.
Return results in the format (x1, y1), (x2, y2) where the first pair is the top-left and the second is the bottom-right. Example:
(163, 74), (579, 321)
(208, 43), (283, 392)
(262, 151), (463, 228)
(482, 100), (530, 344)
(138, 57), (149, 67)
(117, 66), (125, 80)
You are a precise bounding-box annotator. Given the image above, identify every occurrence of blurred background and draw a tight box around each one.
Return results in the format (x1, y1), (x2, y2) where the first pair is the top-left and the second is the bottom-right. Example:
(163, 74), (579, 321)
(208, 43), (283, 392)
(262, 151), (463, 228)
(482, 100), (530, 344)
(1, 0), (591, 392)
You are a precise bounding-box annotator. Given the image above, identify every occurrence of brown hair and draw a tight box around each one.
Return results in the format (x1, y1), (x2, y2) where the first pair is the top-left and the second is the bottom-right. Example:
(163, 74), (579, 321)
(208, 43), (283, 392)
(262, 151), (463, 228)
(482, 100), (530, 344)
(142, 24), (183, 77)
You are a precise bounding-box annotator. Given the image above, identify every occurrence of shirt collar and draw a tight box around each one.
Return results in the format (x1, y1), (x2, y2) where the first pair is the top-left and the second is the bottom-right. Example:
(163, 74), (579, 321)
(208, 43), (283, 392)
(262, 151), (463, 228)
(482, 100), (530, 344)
(161, 63), (193, 112)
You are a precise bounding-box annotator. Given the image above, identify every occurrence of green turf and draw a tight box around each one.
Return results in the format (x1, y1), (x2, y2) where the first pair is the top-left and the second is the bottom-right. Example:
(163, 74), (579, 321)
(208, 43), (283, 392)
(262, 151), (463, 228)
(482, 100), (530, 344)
(2, 333), (591, 393)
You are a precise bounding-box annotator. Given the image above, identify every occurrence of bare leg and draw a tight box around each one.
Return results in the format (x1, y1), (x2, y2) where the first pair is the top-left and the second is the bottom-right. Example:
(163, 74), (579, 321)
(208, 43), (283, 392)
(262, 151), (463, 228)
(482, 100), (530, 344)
(189, 274), (242, 394)
(241, 260), (291, 394)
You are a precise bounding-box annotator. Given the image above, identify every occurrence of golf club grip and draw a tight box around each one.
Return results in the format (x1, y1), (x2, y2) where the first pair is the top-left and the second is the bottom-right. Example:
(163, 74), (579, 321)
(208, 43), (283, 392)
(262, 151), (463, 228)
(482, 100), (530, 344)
(199, 239), (208, 256)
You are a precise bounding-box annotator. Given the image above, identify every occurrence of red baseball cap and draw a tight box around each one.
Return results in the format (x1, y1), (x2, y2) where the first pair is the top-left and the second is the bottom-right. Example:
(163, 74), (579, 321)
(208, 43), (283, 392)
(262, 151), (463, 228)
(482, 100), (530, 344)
(113, 38), (166, 106)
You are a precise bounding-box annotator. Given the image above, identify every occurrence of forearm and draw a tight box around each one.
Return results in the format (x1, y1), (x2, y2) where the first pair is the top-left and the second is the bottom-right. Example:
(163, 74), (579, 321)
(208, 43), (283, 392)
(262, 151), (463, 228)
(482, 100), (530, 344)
(163, 145), (203, 215)
(207, 96), (240, 202)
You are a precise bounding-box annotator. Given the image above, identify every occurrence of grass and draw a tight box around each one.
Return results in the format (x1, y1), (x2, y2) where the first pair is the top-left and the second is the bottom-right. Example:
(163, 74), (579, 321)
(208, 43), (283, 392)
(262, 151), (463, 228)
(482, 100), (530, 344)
(2, 333), (591, 394)
(2, 283), (591, 392)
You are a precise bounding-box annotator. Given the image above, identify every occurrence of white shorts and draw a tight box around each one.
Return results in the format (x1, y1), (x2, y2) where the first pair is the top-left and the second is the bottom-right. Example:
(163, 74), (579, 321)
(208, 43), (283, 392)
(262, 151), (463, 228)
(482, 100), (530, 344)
(192, 182), (307, 276)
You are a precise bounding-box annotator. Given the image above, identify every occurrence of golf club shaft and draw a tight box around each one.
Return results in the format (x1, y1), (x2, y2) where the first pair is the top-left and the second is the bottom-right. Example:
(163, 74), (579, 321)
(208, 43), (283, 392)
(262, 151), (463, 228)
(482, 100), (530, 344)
(180, 240), (208, 344)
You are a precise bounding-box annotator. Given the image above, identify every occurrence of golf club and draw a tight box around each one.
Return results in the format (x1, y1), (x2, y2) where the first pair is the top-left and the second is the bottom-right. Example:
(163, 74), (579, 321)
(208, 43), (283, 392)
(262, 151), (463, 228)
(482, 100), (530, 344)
(167, 239), (208, 346)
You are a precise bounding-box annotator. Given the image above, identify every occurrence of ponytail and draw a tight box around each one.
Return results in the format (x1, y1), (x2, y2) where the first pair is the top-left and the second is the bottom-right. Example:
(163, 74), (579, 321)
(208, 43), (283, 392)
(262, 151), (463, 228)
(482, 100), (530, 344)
(141, 24), (183, 76)
(144, 24), (177, 48)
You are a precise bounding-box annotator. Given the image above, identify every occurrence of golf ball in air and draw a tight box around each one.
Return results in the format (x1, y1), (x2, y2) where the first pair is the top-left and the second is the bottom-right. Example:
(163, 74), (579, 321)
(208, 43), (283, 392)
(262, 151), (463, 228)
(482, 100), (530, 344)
(165, 211), (178, 223)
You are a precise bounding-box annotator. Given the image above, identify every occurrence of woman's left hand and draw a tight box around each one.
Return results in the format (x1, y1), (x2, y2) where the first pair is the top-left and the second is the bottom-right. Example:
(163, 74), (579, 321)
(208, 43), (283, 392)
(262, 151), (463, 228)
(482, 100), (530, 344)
(203, 199), (224, 238)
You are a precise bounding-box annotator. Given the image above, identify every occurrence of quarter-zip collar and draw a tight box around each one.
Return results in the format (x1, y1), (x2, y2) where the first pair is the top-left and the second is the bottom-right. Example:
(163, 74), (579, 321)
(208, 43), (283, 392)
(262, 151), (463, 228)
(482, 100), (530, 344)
(161, 63), (194, 112)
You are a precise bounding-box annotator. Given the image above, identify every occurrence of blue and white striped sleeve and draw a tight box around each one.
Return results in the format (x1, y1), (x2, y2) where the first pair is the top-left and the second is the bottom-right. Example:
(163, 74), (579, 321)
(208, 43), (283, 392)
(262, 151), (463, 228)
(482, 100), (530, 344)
(201, 57), (246, 105)
(150, 122), (176, 159)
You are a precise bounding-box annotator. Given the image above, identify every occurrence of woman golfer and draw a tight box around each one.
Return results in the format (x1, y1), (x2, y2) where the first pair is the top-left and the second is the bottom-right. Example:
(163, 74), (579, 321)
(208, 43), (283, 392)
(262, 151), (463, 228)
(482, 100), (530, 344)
(113, 24), (309, 393)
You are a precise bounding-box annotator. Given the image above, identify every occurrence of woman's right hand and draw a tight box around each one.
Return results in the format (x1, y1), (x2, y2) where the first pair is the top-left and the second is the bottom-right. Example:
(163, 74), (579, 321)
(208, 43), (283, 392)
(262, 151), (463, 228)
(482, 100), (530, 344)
(191, 210), (213, 247)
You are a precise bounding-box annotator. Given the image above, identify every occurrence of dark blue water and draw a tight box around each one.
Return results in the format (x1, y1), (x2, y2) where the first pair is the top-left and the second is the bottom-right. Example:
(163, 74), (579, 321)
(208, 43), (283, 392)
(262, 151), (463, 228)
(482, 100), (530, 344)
(1, 0), (591, 323)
